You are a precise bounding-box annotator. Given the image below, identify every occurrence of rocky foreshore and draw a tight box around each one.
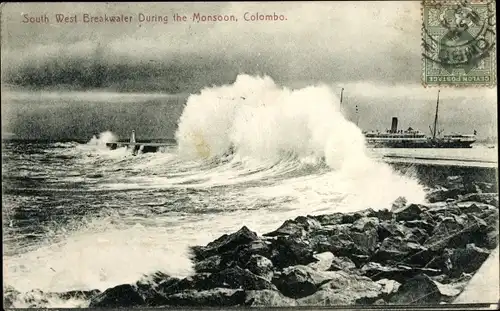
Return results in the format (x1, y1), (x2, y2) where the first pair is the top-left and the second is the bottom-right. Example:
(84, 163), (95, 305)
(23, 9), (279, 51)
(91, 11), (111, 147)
(4, 176), (499, 308)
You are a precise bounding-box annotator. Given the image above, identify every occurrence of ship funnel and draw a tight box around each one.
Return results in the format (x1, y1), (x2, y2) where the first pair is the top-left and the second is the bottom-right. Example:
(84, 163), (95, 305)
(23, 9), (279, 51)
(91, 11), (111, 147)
(390, 117), (398, 133)
(130, 130), (136, 143)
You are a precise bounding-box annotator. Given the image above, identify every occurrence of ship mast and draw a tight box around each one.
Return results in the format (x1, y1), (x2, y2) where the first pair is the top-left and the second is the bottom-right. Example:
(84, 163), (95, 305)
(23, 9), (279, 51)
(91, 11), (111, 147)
(340, 87), (344, 105)
(432, 90), (440, 139)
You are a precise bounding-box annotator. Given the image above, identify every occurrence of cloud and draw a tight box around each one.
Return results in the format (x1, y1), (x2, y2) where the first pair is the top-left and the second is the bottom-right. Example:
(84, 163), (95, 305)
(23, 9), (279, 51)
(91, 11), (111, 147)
(2, 1), (427, 88)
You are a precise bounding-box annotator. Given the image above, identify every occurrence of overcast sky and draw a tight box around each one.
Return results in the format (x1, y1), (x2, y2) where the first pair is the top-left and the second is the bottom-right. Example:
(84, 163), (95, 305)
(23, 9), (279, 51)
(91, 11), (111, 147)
(1, 2), (497, 140)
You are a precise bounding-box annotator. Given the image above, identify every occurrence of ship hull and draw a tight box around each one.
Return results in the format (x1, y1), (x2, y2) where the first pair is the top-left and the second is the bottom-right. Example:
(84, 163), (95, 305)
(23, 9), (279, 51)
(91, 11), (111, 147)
(367, 140), (475, 148)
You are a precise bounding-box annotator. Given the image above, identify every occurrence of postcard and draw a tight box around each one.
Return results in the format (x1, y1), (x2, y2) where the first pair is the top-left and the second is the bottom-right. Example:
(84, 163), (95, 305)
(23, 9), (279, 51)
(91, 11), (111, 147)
(2, 1), (498, 309)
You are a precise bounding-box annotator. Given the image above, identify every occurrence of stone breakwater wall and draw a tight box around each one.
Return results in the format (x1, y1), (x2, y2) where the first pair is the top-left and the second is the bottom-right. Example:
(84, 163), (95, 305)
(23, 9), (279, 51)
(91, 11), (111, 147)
(4, 165), (499, 307)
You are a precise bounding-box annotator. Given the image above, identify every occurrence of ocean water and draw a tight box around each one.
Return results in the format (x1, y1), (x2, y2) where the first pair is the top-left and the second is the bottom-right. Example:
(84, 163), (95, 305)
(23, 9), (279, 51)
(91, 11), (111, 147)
(2, 75), (493, 307)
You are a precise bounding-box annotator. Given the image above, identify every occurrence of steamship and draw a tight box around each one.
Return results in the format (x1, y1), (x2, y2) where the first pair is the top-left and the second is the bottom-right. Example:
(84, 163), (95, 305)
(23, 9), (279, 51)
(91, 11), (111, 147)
(362, 90), (476, 148)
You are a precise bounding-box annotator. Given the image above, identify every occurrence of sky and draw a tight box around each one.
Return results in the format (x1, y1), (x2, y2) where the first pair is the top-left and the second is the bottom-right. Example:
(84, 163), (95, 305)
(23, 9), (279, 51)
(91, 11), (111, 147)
(1, 2), (497, 140)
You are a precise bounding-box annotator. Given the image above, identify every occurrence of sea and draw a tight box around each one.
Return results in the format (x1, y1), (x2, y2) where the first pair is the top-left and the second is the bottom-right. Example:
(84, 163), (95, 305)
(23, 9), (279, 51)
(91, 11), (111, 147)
(2, 75), (497, 307)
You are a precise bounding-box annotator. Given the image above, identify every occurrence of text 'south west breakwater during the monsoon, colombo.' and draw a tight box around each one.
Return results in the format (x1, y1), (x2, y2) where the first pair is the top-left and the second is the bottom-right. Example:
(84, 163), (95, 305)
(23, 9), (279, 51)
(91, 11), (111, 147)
(21, 12), (289, 24)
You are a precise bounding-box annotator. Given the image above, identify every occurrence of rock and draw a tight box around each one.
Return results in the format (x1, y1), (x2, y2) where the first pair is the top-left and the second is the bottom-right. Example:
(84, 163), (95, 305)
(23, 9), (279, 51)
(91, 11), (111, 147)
(162, 288), (246, 306)
(377, 221), (405, 241)
(236, 240), (274, 265)
(328, 255), (356, 272)
(207, 266), (277, 291)
(296, 271), (382, 305)
(393, 204), (425, 221)
(478, 208), (499, 232)
(457, 203), (483, 214)
(309, 213), (344, 226)
(389, 274), (442, 304)
(361, 262), (405, 281)
(134, 272), (182, 305)
(456, 193), (498, 208)
(474, 182), (496, 193)
(391, 196), (407, 211)
(351, 217), (380, 232)
(297, 290), (351, 306)
(194, 254), (227, 273)
(373, 236), (432, 266)
(244, 254), (274, 281)
(483, 230), (499, 250)
(444, 244), (491, 278)
(405, 219), (435, 235)
(433, 280), (462, 298)
(373, 298), (386, 305)
(376, 279), (401, 297)
(89, 284), (145, 307)
(368, 209), (393, 221)
(272, 265), (337, 298)
(424, 214), (490, 252)
(263, 216), (321, 237)
(445, 176), (465, 190)
(163, 266), (276, 294)
(424, 216), (464, 251)
(191, 226), (259, 261)
(55, 289), (101, 301)
(377, 222), (428, 244)
(349, 254), (371, 268)
(405, 227), (430, 244)
(243, 290), (297, 306)
(268, 236), (315, 269)
(311, 225), (378, 258)
(426, 188), (463, 203)
(427, 204), (462, 217)
(307, 252), (334, 271)
(339, 211), (365, 224)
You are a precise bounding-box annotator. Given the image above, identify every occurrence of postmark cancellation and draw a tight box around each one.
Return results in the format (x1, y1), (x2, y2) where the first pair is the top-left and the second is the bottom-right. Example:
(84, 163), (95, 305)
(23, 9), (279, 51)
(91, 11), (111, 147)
(422, 0), (496, 87)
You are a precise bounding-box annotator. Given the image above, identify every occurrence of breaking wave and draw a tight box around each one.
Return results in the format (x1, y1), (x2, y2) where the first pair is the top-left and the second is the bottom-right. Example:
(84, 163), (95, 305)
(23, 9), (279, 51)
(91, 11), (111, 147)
(3, 74), (427, 307)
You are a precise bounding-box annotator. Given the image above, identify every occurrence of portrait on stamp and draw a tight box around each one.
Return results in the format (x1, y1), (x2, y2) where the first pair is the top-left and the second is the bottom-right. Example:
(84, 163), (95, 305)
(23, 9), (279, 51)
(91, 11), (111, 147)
(422, 0), (496, 86)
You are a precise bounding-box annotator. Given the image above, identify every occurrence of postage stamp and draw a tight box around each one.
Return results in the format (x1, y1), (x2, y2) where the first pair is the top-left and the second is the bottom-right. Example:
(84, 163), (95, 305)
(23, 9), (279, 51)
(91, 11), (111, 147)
(422, 0), (496, 87)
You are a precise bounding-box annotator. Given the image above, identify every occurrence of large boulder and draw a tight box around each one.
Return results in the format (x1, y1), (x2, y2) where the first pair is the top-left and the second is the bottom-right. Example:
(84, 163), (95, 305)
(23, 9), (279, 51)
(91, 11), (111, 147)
(89, 284), (146, 307)
(310, 225), (378, 260)
(162, 288), (246, 306)
(55, 289), (101, 301)
(443, 244), (491, 278)
(393, 204), (426, 221)
(244, 254), (274, 281)
(296, 271), (382, 305)
(456, 193), (498, 207)
(424, 214), (490, 252)
(307, 252), (335, 271)
(190, 226), (259, 261)
(263, 216), (321, 237)
(134, 272), (181, 305)
(376, 278), (401, 298)
(351, 217), (380, 231)
(160, 267), (276, 295)
(194, 254), (229, 273)
(426, 188), (463, 203)
(268, 235), (316, 269)
(378, 222), (429, 244)
(389, 274), (442, 304)
(272, 265), (335, 298)
(373, 236), (433, 266)
(361, 262), (408, 282)
(243, 290), (297, 306)
(327, 255), (357, 272)
(360, 262), (440, 283)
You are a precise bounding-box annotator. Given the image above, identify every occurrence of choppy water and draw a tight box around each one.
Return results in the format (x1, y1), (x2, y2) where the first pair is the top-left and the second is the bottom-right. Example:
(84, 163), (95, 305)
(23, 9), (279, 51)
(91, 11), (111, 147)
(2, 75), (494, 307)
